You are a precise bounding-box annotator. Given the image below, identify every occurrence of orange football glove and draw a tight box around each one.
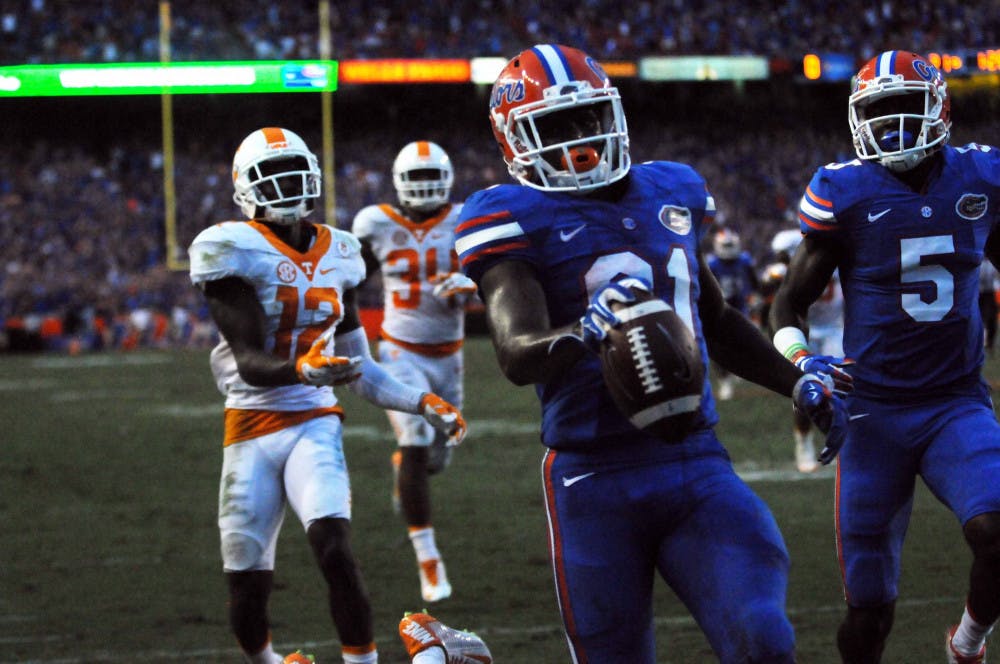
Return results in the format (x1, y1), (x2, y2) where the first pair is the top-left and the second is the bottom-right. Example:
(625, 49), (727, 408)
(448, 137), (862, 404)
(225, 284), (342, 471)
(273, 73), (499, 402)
(295, 332), (363, 386)
(420, 393), (467, 445)
(430, 272), (477, 299)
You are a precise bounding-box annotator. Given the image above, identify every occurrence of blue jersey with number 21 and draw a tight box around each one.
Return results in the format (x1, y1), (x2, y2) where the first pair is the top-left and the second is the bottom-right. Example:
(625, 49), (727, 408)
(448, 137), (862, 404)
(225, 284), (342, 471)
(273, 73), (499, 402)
(798, 143), (1000, 398)
(455, 161), (719, 450)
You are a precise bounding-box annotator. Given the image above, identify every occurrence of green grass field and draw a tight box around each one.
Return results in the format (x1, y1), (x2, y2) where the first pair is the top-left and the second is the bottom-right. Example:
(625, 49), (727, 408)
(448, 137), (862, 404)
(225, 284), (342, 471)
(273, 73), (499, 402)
(1, 338), (994, 663)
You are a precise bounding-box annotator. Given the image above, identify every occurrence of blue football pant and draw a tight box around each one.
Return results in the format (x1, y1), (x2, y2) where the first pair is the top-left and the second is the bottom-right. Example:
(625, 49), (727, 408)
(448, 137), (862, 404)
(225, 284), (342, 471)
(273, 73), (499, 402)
(543, 443), (795, 663)
(837, 383), (1000, 607)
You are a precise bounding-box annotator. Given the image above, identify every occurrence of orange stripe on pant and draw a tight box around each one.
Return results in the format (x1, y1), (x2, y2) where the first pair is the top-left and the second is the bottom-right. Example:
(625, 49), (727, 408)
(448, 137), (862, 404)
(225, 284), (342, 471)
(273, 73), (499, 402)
(543, 449), (586, 662)
(223, 406), (345, 446)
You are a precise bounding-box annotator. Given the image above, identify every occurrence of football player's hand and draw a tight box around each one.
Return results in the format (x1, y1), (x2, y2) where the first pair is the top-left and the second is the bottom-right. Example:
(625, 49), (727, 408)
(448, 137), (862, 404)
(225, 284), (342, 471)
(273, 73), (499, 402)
(792, 373), (849, 465)
(420, 393), (467, 445)
(788, 350), (855, 395)
(579, 276), (652, 352)
(295, 332), (363, 386)
(430, 272), (477, 299)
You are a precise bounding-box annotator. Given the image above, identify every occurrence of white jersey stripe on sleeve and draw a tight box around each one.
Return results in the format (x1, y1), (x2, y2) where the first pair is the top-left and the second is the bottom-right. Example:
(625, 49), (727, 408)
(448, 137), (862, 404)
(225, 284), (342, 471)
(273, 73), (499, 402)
(800, 195), (835, 221)
(454, 221), (525, 255)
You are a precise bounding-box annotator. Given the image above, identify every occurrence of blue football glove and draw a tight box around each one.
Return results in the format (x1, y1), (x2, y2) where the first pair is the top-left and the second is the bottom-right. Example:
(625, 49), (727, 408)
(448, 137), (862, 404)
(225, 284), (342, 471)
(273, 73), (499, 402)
(792, 373), (849, 465)
(788, 350), (855, 395)
(578, 276), (652, 352)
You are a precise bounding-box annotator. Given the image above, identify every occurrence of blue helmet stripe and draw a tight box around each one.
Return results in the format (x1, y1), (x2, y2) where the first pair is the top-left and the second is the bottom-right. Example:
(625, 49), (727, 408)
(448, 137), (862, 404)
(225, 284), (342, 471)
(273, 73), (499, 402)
(876, 51), (897, 77)
(531, 44), (572, 85)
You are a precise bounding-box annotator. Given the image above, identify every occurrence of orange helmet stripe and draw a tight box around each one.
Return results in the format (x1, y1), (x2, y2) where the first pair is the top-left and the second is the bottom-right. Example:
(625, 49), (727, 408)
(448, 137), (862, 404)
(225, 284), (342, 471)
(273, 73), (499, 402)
(416, 140), (430, 158)
(261, 127), (287, 147)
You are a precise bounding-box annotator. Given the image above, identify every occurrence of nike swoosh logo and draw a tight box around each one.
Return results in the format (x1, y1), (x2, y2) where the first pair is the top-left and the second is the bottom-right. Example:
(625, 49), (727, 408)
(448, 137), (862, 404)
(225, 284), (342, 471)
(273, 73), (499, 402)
(867, 209), (891, 222)
(319, 267), (336, 274)
(562, 472), (596, 487)
(849, 413), (870, 421)
(559, 224), (586, 242)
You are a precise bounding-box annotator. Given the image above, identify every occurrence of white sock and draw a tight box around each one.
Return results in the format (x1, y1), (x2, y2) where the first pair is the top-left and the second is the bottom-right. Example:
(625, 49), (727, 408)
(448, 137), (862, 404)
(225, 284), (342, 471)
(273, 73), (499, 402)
(342, 647), (378, 663)
(413, 647), (446, 664)
(953, 606), (995, 655)
(244, 641), (282, 664)
(409, 526), (441, 562)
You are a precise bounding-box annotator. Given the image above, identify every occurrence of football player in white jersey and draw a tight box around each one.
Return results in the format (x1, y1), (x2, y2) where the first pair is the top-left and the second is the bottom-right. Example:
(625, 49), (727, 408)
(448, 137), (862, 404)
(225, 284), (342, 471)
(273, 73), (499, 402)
(351, 141), (475, 603)
(188, 127), (466, 664)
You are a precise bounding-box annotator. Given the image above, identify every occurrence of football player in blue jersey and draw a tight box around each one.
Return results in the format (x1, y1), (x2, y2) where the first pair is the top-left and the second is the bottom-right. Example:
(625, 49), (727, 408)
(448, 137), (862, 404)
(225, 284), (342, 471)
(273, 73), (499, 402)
(770, 50), (1000, 664)
(707, 228), (761, 400)
(455, 43), (848, 664)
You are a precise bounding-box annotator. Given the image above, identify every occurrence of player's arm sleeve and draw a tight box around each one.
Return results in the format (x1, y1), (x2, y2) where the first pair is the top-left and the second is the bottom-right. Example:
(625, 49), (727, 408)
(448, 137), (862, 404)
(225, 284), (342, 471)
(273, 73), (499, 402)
(333, 289), (425, 413)
(699, 251), (803, 397)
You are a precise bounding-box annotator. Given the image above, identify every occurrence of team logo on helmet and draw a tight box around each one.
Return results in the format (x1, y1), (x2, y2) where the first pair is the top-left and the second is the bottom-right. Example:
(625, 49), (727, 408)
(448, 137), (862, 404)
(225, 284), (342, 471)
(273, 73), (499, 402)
(659, 205), (692, 235)
(956, 193), (988, 220)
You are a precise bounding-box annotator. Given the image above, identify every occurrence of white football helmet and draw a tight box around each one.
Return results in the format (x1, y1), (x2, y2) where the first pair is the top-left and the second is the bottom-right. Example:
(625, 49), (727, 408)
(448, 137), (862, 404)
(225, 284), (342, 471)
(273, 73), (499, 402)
(232, 127), (321, 224)
(392, 141), (454, 212)
(848, 51), (951, 172)
(771, 229), (803, 257)
(713, 229), (741, 260)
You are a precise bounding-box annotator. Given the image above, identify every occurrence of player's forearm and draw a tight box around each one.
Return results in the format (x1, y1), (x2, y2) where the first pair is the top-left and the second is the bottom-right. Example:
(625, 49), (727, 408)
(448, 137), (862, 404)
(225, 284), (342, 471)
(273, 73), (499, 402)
(335, 327), (425, 412)
(707, 306), (801, 397)
(232, 350), (299, 387)
(490, 324), (587, 386)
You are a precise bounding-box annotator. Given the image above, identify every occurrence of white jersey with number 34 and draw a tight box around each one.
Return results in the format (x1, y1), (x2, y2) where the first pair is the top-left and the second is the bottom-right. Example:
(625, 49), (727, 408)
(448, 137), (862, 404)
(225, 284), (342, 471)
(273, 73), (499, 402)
(352, 203), (466, 346)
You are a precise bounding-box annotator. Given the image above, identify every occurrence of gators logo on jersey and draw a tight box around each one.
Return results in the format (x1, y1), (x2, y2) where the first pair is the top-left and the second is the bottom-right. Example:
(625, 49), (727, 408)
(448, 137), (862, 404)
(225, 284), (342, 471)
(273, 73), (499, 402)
(659, 205), (692, 235)
(956, 193), (989, 220)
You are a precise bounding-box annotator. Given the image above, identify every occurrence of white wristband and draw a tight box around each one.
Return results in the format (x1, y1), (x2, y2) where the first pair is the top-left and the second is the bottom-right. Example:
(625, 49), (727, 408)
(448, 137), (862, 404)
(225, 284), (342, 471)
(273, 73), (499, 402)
(773, 326), (811, 360)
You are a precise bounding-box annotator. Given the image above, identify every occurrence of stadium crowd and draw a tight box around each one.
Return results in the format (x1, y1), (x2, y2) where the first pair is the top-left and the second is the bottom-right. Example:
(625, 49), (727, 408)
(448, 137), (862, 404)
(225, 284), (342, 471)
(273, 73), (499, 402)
(3, 2), (1000, 353)
(2, 0), (999, 64)
(4, 81), (999, 354)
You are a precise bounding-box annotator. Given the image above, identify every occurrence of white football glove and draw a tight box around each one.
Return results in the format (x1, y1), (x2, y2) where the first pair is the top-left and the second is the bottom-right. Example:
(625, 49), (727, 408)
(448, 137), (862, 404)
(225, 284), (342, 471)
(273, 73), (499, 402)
(420, 393), (467, 446)
(431, 272), (477, 299)
(295, 331), (363, 386)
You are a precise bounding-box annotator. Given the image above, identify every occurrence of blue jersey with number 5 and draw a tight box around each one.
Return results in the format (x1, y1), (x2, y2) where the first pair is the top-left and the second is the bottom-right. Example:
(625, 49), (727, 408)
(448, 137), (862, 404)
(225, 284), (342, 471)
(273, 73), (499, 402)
(798, 143), (1000, 397)
(455, 161), (720, 450)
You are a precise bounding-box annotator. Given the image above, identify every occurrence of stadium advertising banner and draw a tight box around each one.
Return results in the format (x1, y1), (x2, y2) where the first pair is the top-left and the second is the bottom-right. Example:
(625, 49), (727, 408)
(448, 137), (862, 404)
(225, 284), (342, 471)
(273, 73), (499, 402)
(0, 61), (338, 96)
(639, 56), (769, 81)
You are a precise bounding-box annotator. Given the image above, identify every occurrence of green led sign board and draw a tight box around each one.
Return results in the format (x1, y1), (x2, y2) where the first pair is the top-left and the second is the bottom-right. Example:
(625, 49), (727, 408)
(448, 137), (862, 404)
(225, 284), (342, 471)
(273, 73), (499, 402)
(0, 61), (338, 97)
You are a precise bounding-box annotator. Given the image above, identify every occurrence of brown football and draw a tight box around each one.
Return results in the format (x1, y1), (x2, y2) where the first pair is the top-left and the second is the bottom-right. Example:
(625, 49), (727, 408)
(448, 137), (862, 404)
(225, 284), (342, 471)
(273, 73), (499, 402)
(599, 288), (704, 442)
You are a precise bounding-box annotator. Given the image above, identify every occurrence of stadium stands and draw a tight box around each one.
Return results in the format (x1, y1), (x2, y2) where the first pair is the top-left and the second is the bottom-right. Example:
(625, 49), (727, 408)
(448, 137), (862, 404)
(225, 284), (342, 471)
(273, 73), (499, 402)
(2, 2), (999, 351)
(3, 0), (998, 63)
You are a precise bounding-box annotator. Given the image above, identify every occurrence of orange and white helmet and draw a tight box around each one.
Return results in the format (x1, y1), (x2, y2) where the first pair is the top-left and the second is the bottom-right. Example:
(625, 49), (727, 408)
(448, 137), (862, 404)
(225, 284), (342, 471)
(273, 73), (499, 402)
(392, 141), (454, 212)
(849, 51), (951, 172)
(489, 43), (630, 193)
(232, 127), (321, 224)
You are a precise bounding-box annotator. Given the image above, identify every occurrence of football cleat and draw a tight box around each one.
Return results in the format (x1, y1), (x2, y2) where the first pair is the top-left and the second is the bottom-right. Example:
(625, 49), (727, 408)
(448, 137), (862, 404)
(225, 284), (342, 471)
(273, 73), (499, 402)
(398, 612), (493, 663)
(947, 624), (987, 664)
(282, 651), (315, 664)
(419, 558), (452, 603)
(392, 450), (403, 514)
